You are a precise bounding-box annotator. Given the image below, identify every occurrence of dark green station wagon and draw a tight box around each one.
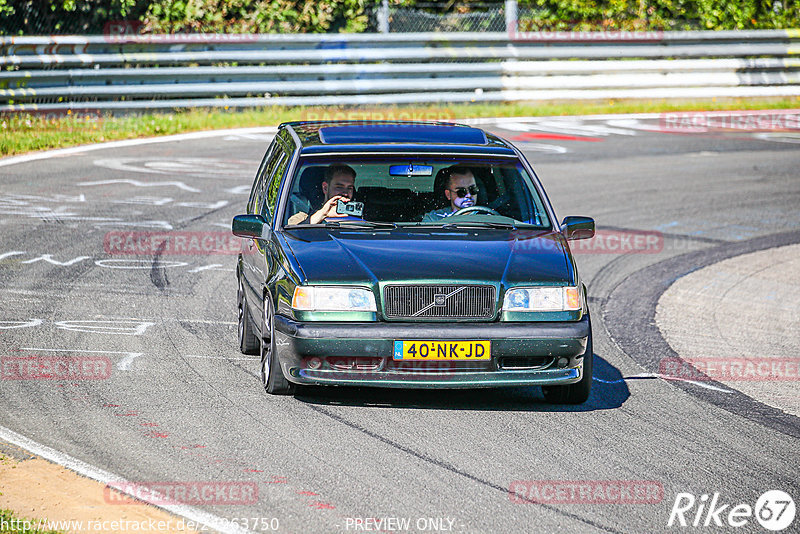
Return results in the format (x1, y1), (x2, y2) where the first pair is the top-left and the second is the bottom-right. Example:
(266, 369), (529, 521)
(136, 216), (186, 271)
(233, 121), (595, 403)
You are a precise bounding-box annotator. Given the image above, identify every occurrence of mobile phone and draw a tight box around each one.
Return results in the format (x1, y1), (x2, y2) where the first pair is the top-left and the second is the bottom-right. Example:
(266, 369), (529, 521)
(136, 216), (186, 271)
(336, 200), (364, 217)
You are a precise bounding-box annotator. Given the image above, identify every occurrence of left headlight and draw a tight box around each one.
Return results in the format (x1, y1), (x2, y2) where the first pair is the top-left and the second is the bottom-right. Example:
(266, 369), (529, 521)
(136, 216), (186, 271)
(502, 286), (582, 312)
(292, 286), (377, 312)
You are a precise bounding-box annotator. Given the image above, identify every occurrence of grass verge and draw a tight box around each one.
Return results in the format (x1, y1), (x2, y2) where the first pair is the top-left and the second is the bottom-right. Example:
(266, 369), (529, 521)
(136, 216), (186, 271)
(0, 510), (66, 534)
(2, 96), (799, 157)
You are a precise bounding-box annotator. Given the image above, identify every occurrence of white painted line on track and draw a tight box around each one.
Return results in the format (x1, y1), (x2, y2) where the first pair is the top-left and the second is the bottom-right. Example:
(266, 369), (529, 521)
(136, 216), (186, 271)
(593, 373), (734, 393)
(0, 126), (279, 169)
(78, 179), (201, 193)
(0, 318), (43, 329)
(511, 142), (568, 154)
(92, 220), (175, 230)
(754, 132), (800, 143)
(225, 185), (252, 195)
(187, 264), (236, 273)
(19, 347), (144, 371)
(95, 259), (188, 269)
(54, 319), (155, 336)
(21, 347), (138, 354)
(604, 118), (668, 132)
(0, 425), (255, 534)
(458, 112), (665, 126)
(117, 353), (143, 370)
(169, 319), (237, 325)
(112, 196), (174, 206)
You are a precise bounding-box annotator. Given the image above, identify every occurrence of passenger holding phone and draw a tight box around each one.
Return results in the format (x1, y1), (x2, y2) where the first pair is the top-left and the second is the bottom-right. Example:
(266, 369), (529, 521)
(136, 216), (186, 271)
(421, 166), (480, 223)
(288, 164), (356, 225)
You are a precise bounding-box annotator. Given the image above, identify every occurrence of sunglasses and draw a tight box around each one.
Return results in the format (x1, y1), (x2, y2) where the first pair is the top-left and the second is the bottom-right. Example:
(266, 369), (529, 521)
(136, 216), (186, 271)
(450, 185), (479, 198)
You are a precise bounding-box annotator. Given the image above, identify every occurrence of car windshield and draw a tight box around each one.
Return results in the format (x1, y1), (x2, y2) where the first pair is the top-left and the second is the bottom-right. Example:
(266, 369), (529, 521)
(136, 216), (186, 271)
(282, 155), (551, 228)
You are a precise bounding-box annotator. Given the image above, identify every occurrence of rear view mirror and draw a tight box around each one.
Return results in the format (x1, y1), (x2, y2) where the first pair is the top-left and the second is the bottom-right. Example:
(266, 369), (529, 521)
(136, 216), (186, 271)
(232, 214), (269, 239)
(389, 164), (433, 177)
(561, 216), (595, 240)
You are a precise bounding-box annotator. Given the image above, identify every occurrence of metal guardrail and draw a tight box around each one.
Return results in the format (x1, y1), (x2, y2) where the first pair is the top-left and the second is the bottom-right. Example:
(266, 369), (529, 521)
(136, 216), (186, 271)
(1, 30), (799, 113)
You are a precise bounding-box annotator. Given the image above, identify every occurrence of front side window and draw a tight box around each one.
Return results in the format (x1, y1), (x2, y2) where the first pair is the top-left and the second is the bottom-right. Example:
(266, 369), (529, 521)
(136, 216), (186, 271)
(261, 150), (289, 219)
(248, 142), (277, 215)
(282, 156), (550, 228)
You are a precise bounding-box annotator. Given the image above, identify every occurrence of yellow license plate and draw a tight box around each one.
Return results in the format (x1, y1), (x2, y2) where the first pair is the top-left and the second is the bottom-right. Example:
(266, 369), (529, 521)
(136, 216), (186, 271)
(393, 340), (490, 360)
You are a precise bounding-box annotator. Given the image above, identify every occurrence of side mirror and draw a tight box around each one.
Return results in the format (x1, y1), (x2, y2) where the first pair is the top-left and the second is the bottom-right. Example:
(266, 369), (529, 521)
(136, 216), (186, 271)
(561, 216), (595, 240)
(232, 214), (270, 239)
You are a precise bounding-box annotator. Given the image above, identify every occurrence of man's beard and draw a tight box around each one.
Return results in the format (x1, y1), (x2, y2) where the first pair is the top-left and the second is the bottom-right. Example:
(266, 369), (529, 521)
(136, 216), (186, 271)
(454, 196), (474, 209)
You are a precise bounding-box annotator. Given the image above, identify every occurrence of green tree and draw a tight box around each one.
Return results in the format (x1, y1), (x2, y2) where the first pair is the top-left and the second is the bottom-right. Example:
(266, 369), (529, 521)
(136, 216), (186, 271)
(142, 0), (377, 33)
(0, 0), (147, 35)
(517, 0), (799, 30)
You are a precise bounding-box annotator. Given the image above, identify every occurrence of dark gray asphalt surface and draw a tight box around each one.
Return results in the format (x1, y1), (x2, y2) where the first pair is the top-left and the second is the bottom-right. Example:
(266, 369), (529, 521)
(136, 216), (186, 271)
(0, 115), (798, 533)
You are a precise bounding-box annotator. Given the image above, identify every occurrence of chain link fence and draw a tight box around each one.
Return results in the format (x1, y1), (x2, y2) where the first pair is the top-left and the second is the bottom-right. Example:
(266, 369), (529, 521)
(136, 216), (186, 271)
(379, 3), (507, 33)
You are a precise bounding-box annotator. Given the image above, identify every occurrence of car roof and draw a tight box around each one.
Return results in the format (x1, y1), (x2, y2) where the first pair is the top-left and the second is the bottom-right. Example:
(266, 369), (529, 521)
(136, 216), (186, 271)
(282, 121), (517, 156)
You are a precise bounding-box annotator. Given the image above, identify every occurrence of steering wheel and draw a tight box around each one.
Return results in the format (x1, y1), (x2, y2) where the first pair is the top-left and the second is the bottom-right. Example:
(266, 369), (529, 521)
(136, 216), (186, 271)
(453, 205), (501, 217)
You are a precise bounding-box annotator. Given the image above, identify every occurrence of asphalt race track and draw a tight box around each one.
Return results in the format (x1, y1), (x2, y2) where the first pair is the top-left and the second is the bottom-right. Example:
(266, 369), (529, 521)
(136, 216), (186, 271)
(1, 113), (798, 533)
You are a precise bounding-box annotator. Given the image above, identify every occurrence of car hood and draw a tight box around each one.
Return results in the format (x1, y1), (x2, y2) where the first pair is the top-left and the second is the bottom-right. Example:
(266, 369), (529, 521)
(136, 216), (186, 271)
(283, 228), (575, 287)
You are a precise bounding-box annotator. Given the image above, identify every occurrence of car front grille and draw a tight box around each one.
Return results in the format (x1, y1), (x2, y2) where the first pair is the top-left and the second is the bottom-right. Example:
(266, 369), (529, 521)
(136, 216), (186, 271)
(383, 285), (496, 319)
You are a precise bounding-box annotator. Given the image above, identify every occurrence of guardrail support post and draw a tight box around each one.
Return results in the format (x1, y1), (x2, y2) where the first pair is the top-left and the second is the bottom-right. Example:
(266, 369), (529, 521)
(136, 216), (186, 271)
(378, 0), (390, 34)
(505, 0), (518, 35)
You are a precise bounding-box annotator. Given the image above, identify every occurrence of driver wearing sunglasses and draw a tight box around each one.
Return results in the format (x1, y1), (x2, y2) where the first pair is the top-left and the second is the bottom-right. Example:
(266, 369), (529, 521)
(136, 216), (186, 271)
(421, 166), (480, 223)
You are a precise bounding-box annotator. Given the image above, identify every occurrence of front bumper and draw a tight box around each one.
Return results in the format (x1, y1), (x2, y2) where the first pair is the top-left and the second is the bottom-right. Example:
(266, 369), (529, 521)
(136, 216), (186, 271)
(274, 315), (590, 388)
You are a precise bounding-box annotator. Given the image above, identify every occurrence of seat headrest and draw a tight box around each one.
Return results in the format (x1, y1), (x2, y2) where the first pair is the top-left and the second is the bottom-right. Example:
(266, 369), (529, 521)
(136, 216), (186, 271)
(298, 167), (326, 208)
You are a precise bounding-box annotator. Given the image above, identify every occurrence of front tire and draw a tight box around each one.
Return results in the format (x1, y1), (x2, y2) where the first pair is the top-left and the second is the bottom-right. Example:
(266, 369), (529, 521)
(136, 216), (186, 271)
(237, 278), (259, 355)
(542, 322), (593, 405)
(260, 296), (295, 395)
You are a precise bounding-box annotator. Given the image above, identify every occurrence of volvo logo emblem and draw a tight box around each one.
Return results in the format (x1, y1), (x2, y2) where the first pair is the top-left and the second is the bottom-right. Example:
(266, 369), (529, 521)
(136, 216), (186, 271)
(410, 287), (468, 317)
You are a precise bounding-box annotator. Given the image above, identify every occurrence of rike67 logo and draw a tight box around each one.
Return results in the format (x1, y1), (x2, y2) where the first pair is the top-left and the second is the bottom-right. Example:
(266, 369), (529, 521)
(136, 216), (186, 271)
(668, 490), (795, 531)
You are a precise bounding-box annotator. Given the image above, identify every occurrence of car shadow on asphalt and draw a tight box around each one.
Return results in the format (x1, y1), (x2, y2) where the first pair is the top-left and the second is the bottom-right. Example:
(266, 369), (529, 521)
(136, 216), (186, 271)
(293, 354), (630, 412)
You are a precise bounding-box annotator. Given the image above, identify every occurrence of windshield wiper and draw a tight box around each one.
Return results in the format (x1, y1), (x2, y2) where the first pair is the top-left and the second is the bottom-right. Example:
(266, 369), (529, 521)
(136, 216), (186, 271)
(440, 221), (517, 230)
(324, 220), (398, 229)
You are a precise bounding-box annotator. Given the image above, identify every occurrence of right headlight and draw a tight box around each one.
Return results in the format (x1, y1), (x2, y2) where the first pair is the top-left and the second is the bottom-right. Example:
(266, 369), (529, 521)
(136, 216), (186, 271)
(292, 286), (377, 312)
(502, 286), (582, 312)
